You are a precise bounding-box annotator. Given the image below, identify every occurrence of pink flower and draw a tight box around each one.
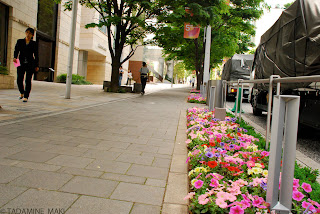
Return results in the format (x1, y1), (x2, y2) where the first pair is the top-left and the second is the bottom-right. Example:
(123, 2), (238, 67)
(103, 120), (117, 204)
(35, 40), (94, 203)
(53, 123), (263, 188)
(301, 182), (312, 193)
(240, 200), (251, 209)
(209, 178), (219, 188)
(185, 139), (191, 144)
(292, 191), (304, 201)
(198, 194), (209, 205)
(216, 198), (228, 208)
(246, 161), (255, 168)
(229, 205), (244, 214)
(194, 180), (204, 189)
(252, 199), (261, 207)
(184, 192), (195, 200)
(293, 178), (300, 188)
(302, 201), (315, 210)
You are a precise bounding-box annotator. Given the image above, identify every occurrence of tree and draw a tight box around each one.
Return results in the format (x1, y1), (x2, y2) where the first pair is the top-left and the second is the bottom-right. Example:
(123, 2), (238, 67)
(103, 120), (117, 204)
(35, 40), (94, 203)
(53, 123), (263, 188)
(154, 0), (265, 89)
(284, 2), (294, 9)
(58, 0), (159, 91)
(174, 61), (192, 81)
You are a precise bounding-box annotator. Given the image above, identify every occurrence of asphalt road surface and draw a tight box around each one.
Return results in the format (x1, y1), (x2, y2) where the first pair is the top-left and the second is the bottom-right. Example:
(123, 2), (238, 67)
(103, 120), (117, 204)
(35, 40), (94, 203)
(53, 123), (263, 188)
(226, 101), (320, 164)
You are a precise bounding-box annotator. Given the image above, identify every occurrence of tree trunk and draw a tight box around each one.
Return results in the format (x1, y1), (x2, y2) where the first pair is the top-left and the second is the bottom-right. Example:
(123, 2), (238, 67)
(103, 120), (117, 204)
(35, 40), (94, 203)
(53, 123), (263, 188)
(110, 58), (121, 92)
(194, 38), (202, 90)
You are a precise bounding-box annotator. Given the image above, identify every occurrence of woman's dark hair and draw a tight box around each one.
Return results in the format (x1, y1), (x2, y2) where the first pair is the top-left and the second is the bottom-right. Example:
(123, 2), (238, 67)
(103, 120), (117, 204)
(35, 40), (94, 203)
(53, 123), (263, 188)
(25, 28), (35, 35)
(142, 62), (146, 66)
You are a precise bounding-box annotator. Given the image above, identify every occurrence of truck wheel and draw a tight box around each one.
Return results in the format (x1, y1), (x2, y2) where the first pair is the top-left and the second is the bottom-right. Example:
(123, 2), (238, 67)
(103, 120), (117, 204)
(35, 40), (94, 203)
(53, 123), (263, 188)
(253, 106), (262, 116)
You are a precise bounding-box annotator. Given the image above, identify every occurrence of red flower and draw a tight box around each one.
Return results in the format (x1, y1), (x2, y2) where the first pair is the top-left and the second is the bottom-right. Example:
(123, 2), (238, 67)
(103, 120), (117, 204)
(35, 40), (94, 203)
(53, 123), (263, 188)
(208, 161), (217, 168)
(227, 166), (240, 172)
(237, 132), (242, 136)
(209, 142), (215, 147)
(216, 138), (221, 143)
(201, 144), (208, 147)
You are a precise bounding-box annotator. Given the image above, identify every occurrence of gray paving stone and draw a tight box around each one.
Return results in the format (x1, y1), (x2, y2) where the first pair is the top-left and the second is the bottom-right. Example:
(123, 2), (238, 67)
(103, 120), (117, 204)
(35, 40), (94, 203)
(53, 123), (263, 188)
(2, 189), (78, 212)
(0, 158), (20, 166)
(101, 173), (146, 184)
(9, 170), (73, 190)
(127, 144), (159, 153)
(97, 141), (131, 149)
(170, 154), (188, 174)
(66, 196), (133, 214)
(0, 165), (29, 183)
(6, 150), (58, 163)
(46, 155), (94, 168)
(164, 173), (188, 205)
(145, 178), (167, 188)
(57, 167), (103, 178)
(152, 157), (171, 168)
(130, 203), (161, 214)
(47, 145), (88, 156)
(109, 148), (141, 155)
(0, 147), (25, 158)
(110, 182), (165, 206)
(15, 162), (61, 172)
(27, 143), (55, 152)
(116, 153), (154, 165)
(126, 164), (168, 180)
(0, 184), (27, 207)
(47, 140), (82, 147)
(15, 136), (50, 144)
(82, 149), (121, 160)
(60, 176), (118, 197)
(162, 203), (188, 214)
(140, 152), (171, 159)
(86, 160), (131, 173)
(158, 147), (174, 155)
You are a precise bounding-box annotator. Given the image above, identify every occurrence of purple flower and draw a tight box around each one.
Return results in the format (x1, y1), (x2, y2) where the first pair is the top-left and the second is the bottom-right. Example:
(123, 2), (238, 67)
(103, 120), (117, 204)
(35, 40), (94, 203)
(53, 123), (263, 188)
(214, 153), (221, 157)
(205, 152), (214, 158)
(243, 129), (248, 133)
(220, 142), (225, 146)
(226, 118), (231, 122)
(229, 144), (235, 149)
(217, 148), (223, 152)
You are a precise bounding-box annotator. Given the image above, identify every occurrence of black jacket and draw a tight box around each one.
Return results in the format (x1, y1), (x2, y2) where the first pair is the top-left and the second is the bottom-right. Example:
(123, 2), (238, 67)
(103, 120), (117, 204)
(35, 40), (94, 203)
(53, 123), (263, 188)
(14, 39), (39, 68)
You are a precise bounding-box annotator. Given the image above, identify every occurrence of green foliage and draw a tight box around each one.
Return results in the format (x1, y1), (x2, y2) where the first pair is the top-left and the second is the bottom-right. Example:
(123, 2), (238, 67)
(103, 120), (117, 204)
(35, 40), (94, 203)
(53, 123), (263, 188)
(0, 66), (9, 75)
(154, 0), (265, 85)
(57, 74), (92, 85)
(228, 112), (320, 203)
(174, 62), (192, 79)
(284, 2), (294, 9)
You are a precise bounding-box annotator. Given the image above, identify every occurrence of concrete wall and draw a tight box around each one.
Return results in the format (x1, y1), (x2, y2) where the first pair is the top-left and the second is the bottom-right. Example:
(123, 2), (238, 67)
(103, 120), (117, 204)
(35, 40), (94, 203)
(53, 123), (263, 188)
(0, 0), (38, 78)
(55, 1), (81, 78)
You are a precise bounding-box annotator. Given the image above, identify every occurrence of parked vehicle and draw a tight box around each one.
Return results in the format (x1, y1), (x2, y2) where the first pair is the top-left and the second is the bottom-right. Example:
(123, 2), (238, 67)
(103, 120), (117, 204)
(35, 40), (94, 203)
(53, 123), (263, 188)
(222, 54), (254, 101)
(251, 0), (320, 129)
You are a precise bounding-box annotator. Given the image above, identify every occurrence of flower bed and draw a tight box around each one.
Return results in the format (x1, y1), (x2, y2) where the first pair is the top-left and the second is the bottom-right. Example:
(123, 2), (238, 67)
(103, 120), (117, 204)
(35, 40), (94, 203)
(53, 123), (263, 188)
(185, 107), (320, 214)
(191, 89), (200, 93)
(188, 94), (206, 104)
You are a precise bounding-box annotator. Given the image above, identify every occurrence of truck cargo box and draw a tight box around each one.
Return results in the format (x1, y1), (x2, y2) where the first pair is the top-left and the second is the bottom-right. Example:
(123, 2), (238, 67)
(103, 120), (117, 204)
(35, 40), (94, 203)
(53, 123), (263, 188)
(253, 0), (320, 90)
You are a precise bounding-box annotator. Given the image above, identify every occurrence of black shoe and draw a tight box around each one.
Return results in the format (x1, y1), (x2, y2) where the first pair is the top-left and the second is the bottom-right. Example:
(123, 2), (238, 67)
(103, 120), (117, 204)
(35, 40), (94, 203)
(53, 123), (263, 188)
(22, 98), (28, 102)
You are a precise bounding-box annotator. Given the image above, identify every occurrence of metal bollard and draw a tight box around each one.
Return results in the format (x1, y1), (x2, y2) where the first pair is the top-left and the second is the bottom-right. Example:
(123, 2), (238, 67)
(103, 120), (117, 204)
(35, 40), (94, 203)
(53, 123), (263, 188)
(209, 86), (216, 112)
(266, 95), (300, 214)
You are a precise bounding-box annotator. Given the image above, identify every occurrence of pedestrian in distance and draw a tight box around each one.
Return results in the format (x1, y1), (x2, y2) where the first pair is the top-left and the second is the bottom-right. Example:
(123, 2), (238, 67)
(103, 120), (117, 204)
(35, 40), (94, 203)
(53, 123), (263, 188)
(191, 77), (195, 88)
(13, 27), (39, 102)
(119, 65), (124, 86)
(126, 70), (132, 85)
(139, 62), (149, 95)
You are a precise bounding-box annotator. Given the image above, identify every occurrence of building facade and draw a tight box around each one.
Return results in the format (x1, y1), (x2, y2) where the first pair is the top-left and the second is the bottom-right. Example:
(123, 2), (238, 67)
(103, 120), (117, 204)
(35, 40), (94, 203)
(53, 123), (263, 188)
(0, 0), (132, 85)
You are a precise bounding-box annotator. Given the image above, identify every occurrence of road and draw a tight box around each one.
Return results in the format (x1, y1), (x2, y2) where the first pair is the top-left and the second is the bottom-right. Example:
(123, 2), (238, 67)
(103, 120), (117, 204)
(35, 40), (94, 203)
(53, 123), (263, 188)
(226, 101), (320, 165)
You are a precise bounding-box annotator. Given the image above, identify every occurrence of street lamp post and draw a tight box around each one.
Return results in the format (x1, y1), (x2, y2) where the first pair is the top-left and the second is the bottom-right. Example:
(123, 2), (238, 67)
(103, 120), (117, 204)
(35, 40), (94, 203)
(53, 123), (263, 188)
(65, 0), (79, 99)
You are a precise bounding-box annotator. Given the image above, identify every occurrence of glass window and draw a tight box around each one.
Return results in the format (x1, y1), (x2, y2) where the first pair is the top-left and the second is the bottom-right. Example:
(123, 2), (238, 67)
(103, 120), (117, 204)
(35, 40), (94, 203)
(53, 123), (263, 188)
(0, 3), (8, 66)
(99, 14), (107, 34)
(37, 0), (57, 40)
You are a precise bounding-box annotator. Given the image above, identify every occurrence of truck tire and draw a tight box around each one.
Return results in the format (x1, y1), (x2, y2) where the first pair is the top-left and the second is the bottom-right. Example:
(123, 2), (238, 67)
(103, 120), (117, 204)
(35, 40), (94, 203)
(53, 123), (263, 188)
(253, 106), (263, 116)
(252, 95), (262, 116)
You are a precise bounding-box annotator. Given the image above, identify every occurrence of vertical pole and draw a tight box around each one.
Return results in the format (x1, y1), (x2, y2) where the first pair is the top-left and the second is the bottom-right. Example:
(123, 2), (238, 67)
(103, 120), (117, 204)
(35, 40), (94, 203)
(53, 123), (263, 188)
(203, 25), (211, 85)
(223, 81), (227, 108)
(266, 76), (274, 149)
(239, 82), (244, 122)
(209, 86), (216, 112)
(65, 0), (79, 99)
(266, 95), (300, 214)
(266, 75), (281, 150)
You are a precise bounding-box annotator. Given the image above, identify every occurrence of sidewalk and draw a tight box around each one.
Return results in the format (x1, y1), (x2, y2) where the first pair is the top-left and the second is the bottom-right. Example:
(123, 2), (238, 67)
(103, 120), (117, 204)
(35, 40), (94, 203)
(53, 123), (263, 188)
(0, 82), (193, 214)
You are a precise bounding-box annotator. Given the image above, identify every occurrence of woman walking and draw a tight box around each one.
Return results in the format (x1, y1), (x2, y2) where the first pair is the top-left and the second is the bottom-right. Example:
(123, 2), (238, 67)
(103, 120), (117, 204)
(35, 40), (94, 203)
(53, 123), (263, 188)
(13, 28), (39, 102)
(139, 62), (149, 95)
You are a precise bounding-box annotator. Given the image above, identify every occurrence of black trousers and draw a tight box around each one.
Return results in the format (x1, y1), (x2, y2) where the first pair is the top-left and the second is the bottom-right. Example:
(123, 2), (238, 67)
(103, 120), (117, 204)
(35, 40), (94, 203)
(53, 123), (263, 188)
(141, 76), (147, 93)
(17, 64), (34, 99)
